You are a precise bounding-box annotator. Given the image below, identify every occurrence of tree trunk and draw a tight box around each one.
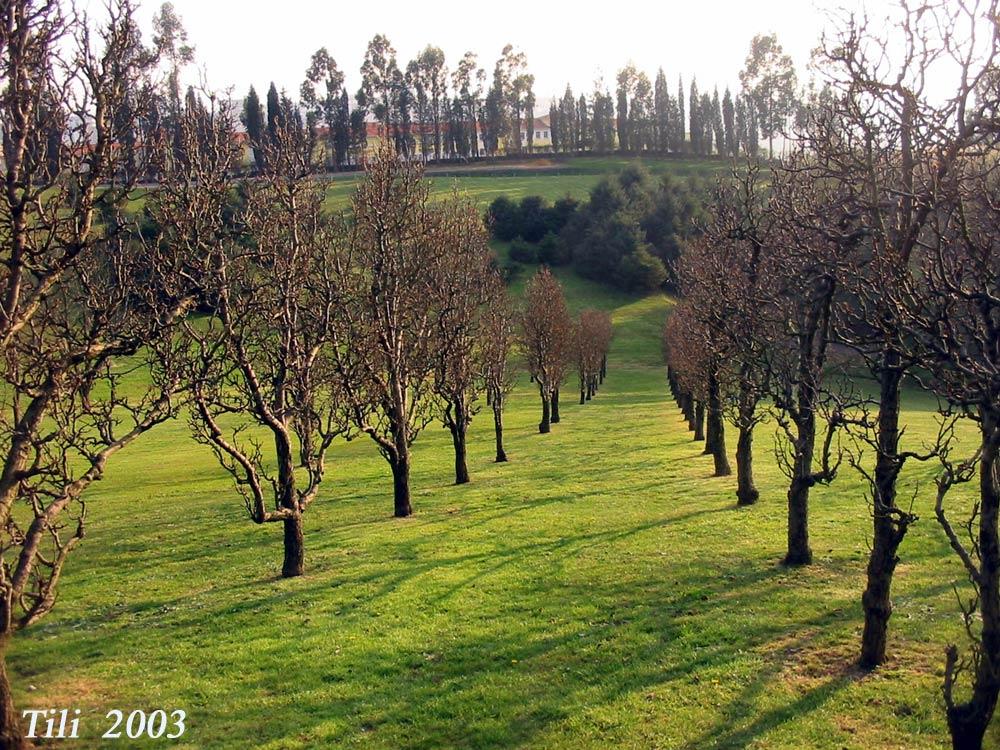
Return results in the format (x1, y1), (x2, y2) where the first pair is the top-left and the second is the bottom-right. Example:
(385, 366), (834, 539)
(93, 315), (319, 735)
(0, 639), (25, 750)
(281, 512), (304, 578)
(694, 401), (705, 441)
(710, 414), (732, 477)
(703, 408), (717, 454)
(276, 432), (303, 578)
(580, 376), (586, 405)
(551, 389), (561, 423)
(538, 389), (551, 434)
(785, 417), (815, 566)
(600, 354), (607, 383)
(707, 372), (732, 476)
(785, 475), (812, 565)
(493, 403), (507, 462)
(945, 414), (1000, 750)
(450, 420), (470, 485)
(681, 393), (694, 426)
(391, 451), (413, 517)
(860, 361), (910, 669)
(736, 425), (759, 506)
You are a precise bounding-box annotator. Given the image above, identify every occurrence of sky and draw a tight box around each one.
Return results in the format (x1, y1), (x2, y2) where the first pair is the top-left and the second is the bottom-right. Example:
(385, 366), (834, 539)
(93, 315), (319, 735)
(116, 0), (902, 106)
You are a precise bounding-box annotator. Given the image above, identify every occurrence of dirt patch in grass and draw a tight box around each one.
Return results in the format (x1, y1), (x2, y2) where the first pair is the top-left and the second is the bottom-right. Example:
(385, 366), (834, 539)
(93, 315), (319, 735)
(27, 675), (110, 708)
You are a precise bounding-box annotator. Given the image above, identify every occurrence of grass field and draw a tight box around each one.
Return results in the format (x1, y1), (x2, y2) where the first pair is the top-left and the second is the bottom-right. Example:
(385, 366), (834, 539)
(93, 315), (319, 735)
(12, 171), (997, 748)
(321, 154), (730, 208)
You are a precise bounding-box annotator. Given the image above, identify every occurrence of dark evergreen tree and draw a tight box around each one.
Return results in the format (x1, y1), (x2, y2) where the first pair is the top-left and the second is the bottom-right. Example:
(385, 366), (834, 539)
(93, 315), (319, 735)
(677, 76), (686, 152)
(391, 66), (413, 156)
(630, 73), (653, 152)
(242, 85), (265, 171)
(616, 65), (637, 152)
(560, 85), (576, 152)
(701, 92), (713, 154)
(688, 79), (700, 154)
(333, 88), (352, 167)
(548, 101), (560, 152)
(722, 87), (737, 157)
(577, 94), (590, 151)
(616, 86), (629, 151)
(711, 88), (723, 155)
(350, 95), (368, 160)
(266, 82), (281, 144)
(654, 68), (670, 151)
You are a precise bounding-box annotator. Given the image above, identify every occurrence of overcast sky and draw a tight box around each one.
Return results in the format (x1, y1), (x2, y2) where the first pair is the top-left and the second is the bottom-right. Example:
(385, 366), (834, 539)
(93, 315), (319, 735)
(117, 0), (901, 105)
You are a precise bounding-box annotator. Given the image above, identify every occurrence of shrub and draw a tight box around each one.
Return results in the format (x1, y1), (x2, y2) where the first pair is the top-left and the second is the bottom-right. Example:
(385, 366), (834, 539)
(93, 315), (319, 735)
(615, 246), (667, 292)
(537, 231), (570, 266)
(508, 238), (538, 264)
(518, 195), (550, 242)
(488, 196), (520, 241)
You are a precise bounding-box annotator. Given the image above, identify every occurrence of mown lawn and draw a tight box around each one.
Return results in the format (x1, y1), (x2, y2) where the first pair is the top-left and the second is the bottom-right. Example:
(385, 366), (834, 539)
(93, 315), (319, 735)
(11, 257), (996, 748)
(321, 154), (730, 209)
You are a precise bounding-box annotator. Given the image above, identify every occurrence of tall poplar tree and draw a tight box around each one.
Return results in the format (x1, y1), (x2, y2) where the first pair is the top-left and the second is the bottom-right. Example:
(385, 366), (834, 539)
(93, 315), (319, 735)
(722, 87), (737, 157)
(677, 76), (686, 152)
(654, 68), (670, 151)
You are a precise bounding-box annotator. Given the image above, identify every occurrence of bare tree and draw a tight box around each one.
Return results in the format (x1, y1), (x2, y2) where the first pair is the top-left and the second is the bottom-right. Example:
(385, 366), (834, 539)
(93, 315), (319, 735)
(803, 0), (1000, 668)
(663, 303), (709, 445)
(695, 163), (774, 503)
(0, 2), (200, 744)
(177, 119), (344, 578)
(431, 196), (499, 484)
(761, 159), (862, 565)
(480, 276), (517, 463)
(900, 162), (1000, 750)
(326, 147), (449, 517)
(520, 267), (572, 434)
(573, 309), (610, 404)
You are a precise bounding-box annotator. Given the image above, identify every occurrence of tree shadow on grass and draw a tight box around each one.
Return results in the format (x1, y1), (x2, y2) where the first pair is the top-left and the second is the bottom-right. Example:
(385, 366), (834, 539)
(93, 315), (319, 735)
(17, 536), (865, 748)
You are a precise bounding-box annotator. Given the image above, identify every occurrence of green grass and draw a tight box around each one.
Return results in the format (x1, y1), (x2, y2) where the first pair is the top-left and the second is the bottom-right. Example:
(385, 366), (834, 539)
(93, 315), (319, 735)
(321, 154), (730, 209)
(11, 234), (997, 746)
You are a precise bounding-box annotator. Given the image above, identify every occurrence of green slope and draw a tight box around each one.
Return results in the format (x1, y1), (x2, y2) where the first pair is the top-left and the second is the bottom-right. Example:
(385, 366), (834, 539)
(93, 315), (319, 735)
(10, 259), (995, 748)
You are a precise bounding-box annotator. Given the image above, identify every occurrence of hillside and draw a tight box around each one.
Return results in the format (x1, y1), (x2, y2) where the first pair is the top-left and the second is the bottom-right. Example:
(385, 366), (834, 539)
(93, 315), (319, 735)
(11, 252), (995, 749)
(321, 154), (730, 209)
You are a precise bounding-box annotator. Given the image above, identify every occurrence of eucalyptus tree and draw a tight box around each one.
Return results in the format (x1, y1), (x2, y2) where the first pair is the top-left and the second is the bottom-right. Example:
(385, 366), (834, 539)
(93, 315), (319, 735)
(301, 47), (345, 168)
(739, 32), (796, 158)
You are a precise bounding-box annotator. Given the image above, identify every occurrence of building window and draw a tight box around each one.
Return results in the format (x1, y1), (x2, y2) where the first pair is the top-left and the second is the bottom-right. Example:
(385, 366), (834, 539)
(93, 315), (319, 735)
(543, 131), (549, 138)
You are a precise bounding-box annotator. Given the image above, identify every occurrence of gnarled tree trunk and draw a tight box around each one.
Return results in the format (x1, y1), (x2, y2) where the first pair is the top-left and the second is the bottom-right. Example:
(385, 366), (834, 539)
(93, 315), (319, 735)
(0, 636), (25, 750)
(282, 513), (304, 578)
(390, 450), (413, 517)
(538, 389), (551, 434)
(276, 434), (305, 578)
(785, 414), (816, 566)
(450, 421), (470, 485)
(706, 372), (731, 476)
(736, 425), (759, 506)
(944, 414), (1000, 750)
(860, 362), (912, 668)
(551, 389), (561, 423)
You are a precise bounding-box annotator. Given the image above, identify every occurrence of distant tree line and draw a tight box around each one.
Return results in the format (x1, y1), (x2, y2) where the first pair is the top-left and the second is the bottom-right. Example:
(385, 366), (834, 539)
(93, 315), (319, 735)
(230, 27), (799, 171)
